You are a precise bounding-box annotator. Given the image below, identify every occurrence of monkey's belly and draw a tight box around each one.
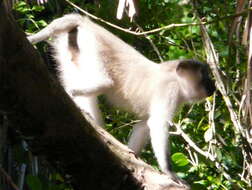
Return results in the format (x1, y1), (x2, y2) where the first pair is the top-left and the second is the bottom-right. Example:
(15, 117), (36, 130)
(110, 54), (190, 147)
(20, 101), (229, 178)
(104, 90), (149, 118)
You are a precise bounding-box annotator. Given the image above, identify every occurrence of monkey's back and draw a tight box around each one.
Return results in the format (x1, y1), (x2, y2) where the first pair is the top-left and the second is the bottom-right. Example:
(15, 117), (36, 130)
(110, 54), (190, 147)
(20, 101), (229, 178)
(78, 17), (161, 117)
(51, 16), (171, 117)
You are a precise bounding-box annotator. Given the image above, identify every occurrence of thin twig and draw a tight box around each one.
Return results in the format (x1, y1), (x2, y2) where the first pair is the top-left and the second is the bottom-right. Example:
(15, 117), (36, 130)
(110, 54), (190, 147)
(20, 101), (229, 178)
(244, 0), (252, 138)
(186, 146), (198, 166)
(0, 167), (19, 190)
(200, 22), (246, 137)
(64, 0), (201, 35)
(171, 122), (215, 161)
(109, 119), (140, 132)
(133, 22), (164, 62)
(65, 0), (252, 36)
(196, 5), (252, 184)
(128, 7), (163, 61)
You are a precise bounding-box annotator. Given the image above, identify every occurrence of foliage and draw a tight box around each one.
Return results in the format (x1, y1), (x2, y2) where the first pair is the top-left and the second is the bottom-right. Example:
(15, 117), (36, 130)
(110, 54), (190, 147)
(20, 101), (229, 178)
(13, 1), (47, 32)
(1, 0), (252, 190)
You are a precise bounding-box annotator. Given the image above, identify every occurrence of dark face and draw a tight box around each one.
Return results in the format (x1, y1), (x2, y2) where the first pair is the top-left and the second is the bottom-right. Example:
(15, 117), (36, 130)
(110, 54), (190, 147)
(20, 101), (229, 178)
(199, 63), (216, 97)
(176, 59), (216, 100)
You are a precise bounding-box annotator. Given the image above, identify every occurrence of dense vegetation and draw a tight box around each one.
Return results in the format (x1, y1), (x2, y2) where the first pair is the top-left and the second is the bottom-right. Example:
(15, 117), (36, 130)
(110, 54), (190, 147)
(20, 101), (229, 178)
(1, 0), (252, 189)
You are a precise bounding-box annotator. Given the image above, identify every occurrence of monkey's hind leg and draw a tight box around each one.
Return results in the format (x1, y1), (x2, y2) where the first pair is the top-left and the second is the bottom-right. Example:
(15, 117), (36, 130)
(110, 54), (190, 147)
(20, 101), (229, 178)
(53, 32), (108, 127)
(73, 96), (104, 127)
(128, 120), (150, 155)
(72, 25), (114, 96)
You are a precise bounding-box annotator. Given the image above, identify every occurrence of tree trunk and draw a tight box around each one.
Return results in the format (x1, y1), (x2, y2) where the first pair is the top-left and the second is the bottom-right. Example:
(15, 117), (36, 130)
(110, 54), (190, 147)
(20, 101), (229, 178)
(0, 2), (189, 190)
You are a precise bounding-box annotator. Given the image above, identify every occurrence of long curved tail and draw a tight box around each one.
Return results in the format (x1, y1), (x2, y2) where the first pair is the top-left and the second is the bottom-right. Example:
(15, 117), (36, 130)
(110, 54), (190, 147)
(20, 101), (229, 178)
(27, 14), (84, 44)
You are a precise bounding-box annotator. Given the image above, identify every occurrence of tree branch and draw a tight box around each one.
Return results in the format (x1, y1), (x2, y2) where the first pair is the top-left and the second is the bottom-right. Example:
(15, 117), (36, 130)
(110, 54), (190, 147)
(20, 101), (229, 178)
(64, 0), (252, 36)
(0, 2), (189, 190)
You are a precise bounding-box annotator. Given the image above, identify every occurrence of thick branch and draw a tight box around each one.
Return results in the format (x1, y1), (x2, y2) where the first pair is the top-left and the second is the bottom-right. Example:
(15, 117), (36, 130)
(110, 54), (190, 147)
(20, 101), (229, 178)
(0, 2), (188, 190)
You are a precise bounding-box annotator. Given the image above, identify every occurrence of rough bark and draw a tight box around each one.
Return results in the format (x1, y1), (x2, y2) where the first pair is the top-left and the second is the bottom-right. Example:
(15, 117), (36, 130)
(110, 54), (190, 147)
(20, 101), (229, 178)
(0, 2), (189, 190)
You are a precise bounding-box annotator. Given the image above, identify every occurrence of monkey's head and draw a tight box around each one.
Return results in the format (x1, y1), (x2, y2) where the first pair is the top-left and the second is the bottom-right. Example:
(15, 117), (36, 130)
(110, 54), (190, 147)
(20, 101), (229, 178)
(175, 59), (215, 102)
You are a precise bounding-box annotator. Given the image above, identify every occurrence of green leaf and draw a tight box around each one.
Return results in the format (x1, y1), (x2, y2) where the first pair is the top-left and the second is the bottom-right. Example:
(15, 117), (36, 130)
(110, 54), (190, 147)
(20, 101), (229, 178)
(32, 6), (45, 12)
(16, 1), (27, 7)
(171, 152), (189, 167)
(37, 20), (48, 27)
(26, 175), (42, 190)
(16, 7), (30, 13)
(194, 180), (208, 185)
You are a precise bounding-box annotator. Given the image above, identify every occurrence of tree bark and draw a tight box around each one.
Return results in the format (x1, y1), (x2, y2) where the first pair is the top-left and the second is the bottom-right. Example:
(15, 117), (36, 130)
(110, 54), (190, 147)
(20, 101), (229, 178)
(0, 2), (189, 190)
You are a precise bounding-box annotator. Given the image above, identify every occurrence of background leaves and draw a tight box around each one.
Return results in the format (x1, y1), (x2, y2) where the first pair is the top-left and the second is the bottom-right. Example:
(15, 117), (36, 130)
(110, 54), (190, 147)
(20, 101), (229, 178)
(1, 0), (252, 189)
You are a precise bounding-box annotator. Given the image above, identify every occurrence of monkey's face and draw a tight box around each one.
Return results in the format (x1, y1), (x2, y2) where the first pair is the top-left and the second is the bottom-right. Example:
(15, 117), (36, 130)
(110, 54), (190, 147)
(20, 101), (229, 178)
(199, 64), (216, 97)
(176, 60), (215, 102)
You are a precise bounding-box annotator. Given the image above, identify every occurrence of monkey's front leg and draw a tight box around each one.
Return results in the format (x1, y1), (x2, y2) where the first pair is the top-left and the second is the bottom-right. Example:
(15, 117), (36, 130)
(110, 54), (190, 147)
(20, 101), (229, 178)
(147, 88), (180, 178)
(148, 116), (184, 184)
(147, 115), (171, 173)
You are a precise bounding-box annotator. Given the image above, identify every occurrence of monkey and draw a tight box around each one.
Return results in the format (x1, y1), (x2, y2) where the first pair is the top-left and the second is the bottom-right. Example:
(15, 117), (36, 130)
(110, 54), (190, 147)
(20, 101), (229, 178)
(28, 14), (215, 178)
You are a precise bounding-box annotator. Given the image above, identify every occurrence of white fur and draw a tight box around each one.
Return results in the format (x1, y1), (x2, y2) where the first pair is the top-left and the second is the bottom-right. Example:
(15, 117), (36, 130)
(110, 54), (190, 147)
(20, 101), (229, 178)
(53, 33), (82, 91)
(29, 14), (213, 177)
(54, 25), (113, 96)
(128, 121), (150, 154)
(76, 25), (113, 95)
(52, 22), (113, 125)
(148, 116), (169, 172)
(146, 83), (179, 173)
(51, 19), (179, 175)
(73, 96), (104, 126)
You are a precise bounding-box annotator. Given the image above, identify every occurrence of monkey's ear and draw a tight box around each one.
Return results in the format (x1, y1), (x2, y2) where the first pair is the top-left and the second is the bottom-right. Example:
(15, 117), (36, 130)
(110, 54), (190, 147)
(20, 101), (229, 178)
(176, 60), (200, 78)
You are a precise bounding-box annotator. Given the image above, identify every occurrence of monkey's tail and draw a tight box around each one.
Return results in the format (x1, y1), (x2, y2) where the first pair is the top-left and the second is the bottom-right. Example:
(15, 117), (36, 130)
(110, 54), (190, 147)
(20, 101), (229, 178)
(27, 14), (84, 44)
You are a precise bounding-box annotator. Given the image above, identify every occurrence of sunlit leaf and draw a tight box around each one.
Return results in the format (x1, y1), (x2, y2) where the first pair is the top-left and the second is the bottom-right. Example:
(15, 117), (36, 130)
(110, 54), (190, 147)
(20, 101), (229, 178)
(171, 152), (189, 167)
